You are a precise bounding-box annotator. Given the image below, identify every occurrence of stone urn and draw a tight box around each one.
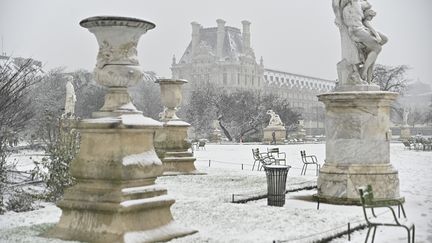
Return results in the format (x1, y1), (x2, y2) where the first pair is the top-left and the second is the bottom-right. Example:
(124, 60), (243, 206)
(45, 16), (196, 243)
(155, 78), (187, 121)
(154, 78), (201, 174)
(80, 16), (155, 117)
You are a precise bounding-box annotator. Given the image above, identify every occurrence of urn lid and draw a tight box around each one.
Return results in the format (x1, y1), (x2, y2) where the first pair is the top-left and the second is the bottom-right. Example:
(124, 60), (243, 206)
(80, 16), (156, 31)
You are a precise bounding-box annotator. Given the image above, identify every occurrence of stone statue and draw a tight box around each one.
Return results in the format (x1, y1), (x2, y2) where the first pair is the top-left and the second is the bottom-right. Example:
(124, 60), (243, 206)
(402, 107), (410, 126)
(64, 75), (76, 117)
(266, 110), (284, 126)
(333, 0), (387, 86)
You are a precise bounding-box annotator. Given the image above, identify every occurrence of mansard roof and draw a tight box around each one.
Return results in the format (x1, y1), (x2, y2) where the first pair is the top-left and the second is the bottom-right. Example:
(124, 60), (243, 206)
(178, 26), (248, 64)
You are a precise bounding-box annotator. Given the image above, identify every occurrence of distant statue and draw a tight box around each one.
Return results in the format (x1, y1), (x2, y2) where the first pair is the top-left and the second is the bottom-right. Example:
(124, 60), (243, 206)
(402, 107), (410, 126)
(266, 110), (284, 127)
(333, 0), (387, 85)
(64, 75), (76, 117)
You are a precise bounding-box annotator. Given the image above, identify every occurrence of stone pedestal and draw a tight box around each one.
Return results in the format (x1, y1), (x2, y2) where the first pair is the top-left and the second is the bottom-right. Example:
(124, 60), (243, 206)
(400, 126), (411, 141)
(316, 91), (402, 204)
(154, 121), (201, 175)
(46, 115), (196, 242)
(263, 126), (286, 144)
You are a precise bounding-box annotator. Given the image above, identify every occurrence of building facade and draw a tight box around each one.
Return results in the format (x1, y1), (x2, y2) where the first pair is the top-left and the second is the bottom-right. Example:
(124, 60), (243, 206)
(171, 19), (336, 132)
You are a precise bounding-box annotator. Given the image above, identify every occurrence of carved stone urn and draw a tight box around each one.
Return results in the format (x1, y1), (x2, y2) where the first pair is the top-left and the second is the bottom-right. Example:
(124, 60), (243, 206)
(155, 78), (187, 121)
(45, 16), (196, 242)
(154, 79), (201, 174)
(80, 16), (155, 117)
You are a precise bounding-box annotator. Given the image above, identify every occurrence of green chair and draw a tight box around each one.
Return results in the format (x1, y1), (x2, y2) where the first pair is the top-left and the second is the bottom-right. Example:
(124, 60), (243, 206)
(358, 185), (415, 243)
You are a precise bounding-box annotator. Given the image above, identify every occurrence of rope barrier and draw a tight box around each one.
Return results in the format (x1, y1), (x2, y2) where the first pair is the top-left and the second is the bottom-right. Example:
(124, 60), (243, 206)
(195, 159), (306, 171)
(275, 210), (389, 242)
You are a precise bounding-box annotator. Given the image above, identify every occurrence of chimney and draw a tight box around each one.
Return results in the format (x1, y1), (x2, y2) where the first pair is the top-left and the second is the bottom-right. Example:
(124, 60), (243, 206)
(191, 21), (200, 57)
(241, 20), (251, 52)
(216, 19), (226, 59)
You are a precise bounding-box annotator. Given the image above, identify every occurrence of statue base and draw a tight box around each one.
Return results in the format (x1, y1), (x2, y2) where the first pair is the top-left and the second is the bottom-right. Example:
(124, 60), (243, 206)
(400, 126), (411, 141)
(316, 163), (401, 204)
(263, 126), (286, 144)
(44, 115), (197, 242)
(154, 120), (202, 175)
(317, 91), (401, 204)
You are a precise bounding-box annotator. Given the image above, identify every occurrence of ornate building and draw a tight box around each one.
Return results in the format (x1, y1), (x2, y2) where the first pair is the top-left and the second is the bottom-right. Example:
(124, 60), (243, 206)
(171, 19), (336, 133)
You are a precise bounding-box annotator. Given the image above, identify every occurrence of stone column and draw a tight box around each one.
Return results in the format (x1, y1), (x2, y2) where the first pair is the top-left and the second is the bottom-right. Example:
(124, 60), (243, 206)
(317, 92), (401, 203)
(45, 16), (196, 242)
(154, 79), (201, 175)
(216, 19), (225, 59)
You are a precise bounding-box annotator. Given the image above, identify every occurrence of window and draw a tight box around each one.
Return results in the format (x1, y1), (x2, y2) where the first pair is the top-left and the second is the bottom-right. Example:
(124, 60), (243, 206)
(264, 75), (268, 80)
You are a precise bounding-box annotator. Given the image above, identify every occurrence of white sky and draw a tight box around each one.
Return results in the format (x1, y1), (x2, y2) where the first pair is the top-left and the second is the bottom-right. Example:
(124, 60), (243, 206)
(1, 0), (431, 83)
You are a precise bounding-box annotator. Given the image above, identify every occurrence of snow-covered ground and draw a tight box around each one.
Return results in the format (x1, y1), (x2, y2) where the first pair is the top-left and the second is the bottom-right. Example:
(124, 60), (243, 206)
(0, 143), (431, 242)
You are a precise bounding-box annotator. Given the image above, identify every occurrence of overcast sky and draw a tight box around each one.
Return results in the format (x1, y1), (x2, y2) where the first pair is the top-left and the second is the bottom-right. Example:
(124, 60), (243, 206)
(1, 0), (431, 84)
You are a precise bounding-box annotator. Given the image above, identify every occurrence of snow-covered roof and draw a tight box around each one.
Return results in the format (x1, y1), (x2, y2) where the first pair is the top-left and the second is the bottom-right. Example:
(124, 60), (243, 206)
(178, 26), (247, 64)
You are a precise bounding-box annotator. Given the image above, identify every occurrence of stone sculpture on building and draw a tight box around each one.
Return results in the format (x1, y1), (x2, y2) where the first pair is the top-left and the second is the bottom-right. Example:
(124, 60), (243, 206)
(333, 0), (387, 89)
(64, 75), (76, 117)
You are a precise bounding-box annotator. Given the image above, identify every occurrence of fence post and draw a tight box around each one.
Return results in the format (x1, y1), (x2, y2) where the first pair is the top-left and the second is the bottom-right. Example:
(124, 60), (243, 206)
(232, 194), (235, 203)
(348, 222), (351, 241)
(241, 164), (244, 170)
(208, 160), (211, 167)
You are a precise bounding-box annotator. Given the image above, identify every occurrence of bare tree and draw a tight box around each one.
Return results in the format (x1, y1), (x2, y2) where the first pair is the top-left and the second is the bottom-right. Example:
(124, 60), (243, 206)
(372, 64), (409, 94)
(0, 58), (42, 133)
(0, 57), (42, 213)
(184, 84), (300, 142)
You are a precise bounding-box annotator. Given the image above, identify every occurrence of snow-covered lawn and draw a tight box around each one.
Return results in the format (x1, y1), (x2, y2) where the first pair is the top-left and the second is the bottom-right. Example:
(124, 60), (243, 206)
(0, 143), (431, 242)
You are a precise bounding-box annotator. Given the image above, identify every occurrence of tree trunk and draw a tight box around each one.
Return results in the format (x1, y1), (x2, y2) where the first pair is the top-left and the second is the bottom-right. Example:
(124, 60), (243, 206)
(218, 118), (232, 141)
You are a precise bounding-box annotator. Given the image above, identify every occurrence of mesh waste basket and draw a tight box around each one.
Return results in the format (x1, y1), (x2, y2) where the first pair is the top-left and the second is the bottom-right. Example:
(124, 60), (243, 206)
(264, 165), (291, 206)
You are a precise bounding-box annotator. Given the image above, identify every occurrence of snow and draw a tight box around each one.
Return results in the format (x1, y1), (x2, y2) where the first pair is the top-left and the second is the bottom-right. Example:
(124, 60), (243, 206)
(120, 195), (173, 208)
(164, 120), (191, 126)
(0, 143), (431, 243)
(122, 149), (162, 166)
(120, 114), (162, 127)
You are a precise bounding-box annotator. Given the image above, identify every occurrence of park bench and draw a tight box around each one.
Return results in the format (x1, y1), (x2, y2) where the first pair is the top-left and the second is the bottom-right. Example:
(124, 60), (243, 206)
(251, 148), (277, 171)
(358, 185), (415, 243)
(267, 147), (287, 166)
(299, 150), (320, 176)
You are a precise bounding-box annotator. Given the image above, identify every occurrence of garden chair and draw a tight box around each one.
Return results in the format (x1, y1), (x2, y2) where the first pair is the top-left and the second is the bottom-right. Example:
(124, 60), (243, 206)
(402, 141), (413, 150)
(358, 185), (415, 243)
(251, 148), (277, 171)
(267, 147), (287, 166)
(299, 150), (320, 176)
(197, 140), (206, 150)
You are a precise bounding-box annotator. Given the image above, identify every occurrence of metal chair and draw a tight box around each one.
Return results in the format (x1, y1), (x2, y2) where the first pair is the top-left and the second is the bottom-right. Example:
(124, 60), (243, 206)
(358, 185), (415, 243)
(252, 148), (277, 171)
(197, 140), (206, 150)
(299, 150), (320, 175)
(267, 147), (286, 166)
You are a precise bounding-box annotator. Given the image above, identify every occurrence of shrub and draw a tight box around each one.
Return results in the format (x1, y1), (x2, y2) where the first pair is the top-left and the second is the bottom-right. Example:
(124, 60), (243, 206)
(5, 189), (36, 212)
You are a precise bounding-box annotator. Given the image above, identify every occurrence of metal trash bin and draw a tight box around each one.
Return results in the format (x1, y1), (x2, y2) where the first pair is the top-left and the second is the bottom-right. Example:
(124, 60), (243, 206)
(264, 165), (291, 206)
